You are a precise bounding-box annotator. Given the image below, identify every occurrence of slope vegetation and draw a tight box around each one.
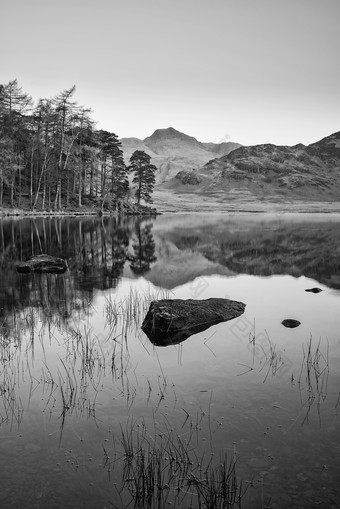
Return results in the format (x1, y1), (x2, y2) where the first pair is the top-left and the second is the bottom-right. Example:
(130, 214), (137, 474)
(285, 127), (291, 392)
(193, 131), (340, 201)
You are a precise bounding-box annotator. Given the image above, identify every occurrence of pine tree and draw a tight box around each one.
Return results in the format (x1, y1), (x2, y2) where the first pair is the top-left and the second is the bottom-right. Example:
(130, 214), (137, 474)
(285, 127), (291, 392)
(129, 150), (156, 205)
(97, 130), (129, 211)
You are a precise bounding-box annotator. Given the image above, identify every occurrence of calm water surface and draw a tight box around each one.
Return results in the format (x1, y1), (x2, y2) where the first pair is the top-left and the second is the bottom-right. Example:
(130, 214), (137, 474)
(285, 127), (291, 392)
(0, 213), (339, 508)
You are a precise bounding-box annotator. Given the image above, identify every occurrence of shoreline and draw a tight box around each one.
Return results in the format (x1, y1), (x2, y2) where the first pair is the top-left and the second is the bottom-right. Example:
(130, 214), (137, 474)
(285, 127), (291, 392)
(0, 211), (160, 218)
(151, 190), (340, 214)
(0, 206), (160, 219)
(1, 198), (340, 218)
(2, 206), (340, 218)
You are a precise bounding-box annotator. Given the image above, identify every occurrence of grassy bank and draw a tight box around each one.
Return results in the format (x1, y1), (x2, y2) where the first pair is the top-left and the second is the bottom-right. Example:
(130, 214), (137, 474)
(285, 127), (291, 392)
(152, 189), (340, 214)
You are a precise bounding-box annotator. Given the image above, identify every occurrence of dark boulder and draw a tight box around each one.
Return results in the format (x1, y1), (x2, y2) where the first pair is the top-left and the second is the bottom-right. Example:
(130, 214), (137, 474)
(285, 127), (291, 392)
(281, 319), (301, 328)
(17, 254), (68, 274)
(142, 297), (246, 346)
(305, 287), (323, 293)
(175, 170), (202, 185)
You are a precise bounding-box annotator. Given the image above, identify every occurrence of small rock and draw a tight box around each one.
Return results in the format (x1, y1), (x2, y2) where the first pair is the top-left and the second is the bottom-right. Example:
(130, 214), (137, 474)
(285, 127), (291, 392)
(281, 319), (301, 328)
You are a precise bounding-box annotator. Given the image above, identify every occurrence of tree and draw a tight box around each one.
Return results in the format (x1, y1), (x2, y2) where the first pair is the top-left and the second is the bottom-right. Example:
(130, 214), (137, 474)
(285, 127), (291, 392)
(0, 79), (33, 134)
(109, 138), (129, 202)
(129, 150), (156, 205)
(97, 130), (129, 211)
(52, 85), (77, 210)
(0, 137), (18, 206)
(31, 98), (56, 210)
(0, 80), (33, 206)
(0, 79), (132, 212)
(72, 108), (95, 207)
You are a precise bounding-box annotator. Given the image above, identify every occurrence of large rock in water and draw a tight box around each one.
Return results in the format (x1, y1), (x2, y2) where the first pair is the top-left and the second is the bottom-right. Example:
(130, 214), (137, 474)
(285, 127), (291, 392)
(17, 254), (68, 274)
(142, 298), (246, 346)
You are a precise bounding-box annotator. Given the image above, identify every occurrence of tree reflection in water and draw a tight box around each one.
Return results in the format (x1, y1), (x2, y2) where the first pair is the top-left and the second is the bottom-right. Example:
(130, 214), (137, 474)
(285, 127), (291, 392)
(129, 221), (157, 276)
(0, 215), (157, 332)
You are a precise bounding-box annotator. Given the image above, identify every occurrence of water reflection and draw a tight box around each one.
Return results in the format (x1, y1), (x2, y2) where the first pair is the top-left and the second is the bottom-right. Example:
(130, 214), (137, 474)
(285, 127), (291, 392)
(150, 213), (340, 290)
(0, 216), (157, 329)
(0, 208), (339, 509)
(1, 213), (340, 340)
(128, 222), (157, 275)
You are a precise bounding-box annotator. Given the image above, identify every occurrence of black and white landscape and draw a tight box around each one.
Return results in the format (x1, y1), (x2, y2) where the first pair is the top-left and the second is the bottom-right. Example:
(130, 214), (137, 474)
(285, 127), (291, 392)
(122, 127), (340, 209)
(1, 1), (340, 508)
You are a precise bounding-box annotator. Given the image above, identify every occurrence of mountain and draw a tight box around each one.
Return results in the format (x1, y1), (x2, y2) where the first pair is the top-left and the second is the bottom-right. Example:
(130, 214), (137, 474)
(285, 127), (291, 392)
(121, 128), (340, 207)
(169, 131), (340, 202)
(120, 127), (241, 184)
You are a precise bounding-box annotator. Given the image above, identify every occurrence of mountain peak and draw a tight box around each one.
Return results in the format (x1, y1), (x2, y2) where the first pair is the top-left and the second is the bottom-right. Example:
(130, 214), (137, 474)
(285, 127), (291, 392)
(144, 127), (200, 145)
(120, 127), (241, 183)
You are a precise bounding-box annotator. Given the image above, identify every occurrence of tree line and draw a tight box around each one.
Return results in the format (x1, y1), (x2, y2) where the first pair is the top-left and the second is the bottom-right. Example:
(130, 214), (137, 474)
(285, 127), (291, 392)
(0, 79), (157, 211)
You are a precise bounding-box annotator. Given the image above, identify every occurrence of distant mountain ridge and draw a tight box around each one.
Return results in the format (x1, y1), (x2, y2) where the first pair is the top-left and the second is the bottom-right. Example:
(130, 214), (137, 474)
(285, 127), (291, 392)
(121, 128), (340, 203)
(193, 131), (340, 200)
(120, 127), (241, 183)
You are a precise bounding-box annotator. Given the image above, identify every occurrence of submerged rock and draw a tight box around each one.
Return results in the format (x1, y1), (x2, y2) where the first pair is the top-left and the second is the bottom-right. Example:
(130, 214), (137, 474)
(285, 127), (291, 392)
(142, 297), (246, 346)
(281, 319), (301, 328)
(305, 287), (323, 293)
(17, 254), (68, 274)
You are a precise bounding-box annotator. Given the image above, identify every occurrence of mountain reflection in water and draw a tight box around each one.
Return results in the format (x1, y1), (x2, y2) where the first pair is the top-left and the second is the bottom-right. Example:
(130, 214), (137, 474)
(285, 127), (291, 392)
(0, 213), (340, 327)
(1, 213), (340, 508)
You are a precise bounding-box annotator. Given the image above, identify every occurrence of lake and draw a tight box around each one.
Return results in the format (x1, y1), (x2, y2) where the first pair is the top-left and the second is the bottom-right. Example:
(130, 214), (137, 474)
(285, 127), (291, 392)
(0, 213), (339, 508)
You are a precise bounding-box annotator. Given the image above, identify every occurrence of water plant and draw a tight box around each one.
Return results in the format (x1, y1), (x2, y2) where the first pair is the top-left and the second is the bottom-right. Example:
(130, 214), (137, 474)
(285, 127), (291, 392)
(105, 417), (246, 509)
(297, 335), (330, 425)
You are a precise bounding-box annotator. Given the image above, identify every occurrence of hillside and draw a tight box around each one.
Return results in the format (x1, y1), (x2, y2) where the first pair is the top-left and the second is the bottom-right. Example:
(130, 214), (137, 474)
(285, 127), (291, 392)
(120, 127), (241, 183)
(159, 131), (340, 204)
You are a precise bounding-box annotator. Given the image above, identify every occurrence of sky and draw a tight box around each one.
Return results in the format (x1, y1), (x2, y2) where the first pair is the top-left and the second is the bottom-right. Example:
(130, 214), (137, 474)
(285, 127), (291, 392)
(1, 0), (339, 146)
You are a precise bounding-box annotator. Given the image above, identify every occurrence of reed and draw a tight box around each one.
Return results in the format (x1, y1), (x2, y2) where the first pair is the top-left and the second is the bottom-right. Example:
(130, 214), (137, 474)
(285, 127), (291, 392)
(258, 332), (285, 383)
(0, 326), (24, 429)
(297, 335), (330, 425)
(2, 284), (248, 508)
(104, 285), (172, 342)
(104, 415), (246, 509)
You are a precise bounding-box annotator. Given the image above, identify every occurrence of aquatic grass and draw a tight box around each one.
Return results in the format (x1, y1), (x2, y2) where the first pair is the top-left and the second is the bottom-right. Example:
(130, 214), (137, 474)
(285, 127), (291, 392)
(1, 305), (142, 440)
(258, 332), (285, 383)
(299, 335), (329, 392)
(56, 325), (111, 422)
(296, 335), (330, 425)
(104, 285), (172, 344)
(187, 453), (242, 509)
(237, 327), (286, 382)
(103, 414), (246, 509)
(0, 361), (24, 429)
(0, 327), (24, 429)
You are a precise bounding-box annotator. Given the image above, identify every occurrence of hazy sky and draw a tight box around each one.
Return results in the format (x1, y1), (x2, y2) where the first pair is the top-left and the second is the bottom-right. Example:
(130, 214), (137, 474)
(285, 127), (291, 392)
(1, 0), (339, 145)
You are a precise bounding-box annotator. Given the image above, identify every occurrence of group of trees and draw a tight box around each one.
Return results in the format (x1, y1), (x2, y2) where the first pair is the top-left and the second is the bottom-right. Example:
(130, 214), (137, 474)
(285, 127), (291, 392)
(0, 79), (156, 211)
